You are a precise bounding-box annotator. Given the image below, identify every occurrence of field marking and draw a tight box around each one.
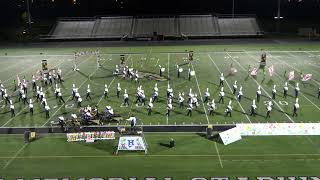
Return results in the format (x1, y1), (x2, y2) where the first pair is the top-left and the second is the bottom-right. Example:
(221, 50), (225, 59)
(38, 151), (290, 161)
(190, 55), (223, 168)
(0, 58), (72, 127)
(246, 51), (320, 112)
(1, 153), (320, 159)
(208, 54), (252, 123)
(226, 52), (295, 123)
(190, 62), (210, 124)
(96, 54), (115, 106)
(167, 53), (170, 124)
(1, 143), (27, 170)
(41, 56), (109, 127)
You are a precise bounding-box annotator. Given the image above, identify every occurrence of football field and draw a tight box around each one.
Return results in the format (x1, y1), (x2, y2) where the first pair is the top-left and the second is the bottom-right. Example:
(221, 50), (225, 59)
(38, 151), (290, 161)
(0, 42), (320, 179)
(0, 44), (320, 126)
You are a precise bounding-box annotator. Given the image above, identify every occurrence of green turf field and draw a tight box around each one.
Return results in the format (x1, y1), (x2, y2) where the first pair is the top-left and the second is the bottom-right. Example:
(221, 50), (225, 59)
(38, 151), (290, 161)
(0, 133), (319, 179)
(0, 43), (320, 127)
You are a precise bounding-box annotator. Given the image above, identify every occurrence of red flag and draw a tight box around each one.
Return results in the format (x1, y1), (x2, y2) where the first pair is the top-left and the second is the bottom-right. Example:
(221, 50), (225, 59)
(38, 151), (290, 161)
(250, 68), (259, 76)
(302, 74), (312, 81)
(268, 65), (274, 77)
(288, 71), (295, 81)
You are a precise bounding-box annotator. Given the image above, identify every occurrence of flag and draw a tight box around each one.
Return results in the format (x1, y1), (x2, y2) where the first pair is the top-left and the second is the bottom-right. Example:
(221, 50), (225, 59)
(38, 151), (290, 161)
(268, 65), (274, 77)
(288, 71), (295, 81)
(302, 74), (312, 81)
(250, 68), (259, 76)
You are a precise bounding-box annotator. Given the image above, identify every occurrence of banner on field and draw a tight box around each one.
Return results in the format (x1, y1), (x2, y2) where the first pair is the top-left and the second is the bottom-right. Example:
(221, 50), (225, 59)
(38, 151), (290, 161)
(117, 136), (147, 154)
(219, 127), (242, 145)
(237, 123), (320, 136)
(66, 131), (115, 142)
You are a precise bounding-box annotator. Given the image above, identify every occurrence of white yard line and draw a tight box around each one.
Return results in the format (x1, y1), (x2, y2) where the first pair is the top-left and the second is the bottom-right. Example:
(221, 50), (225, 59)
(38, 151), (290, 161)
(190, 63), (210, 124)
(41, 56), (108, 127)
(214, 143), (224, 168)
(167, 53), (170, 125)
(1, 143), (27, 170)
(245, 51), (320, 112)
(226, 52), (295, 123)
(207, 54), (252, 123)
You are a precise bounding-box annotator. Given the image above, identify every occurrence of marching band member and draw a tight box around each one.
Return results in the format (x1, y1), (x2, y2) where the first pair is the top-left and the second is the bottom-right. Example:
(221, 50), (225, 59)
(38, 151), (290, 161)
(294, 82), (300, 98)
(237, 86), (243, 102)
(147, 98), (153, 116)
(204, 88), (210, 103)
(32, 75), (36, 91)
(233, 80), (237, 95)
(283, 82), (288, 99)
(250, 99), (257, 116)
(219, 73), (225, 87)
(86, 84), (91, 100)
(117, 83), (121, 98)
(10, 103), (15, 117)
(123, 89), (129, 107)
(293, 98), (300, 117)
(187, 103), (193, 117)
(104, 84), (109, 98)
(151, 84), (158, 103)
(77, 96), (82, 107)
(45, 103), (50, 118)
(266, 104), (272, 118)
(58, 91), (65, 104)
(72, 84), (76, 100)
(178, 92), (184, 109)
(218, 87), (225, 104)
(272, 85), (277, 100)
(29, 99), (34, 116)
(208, 99), (216, 116)
(166, 102), (173, 117)
(225, 100), (232, 117)
(256, 86), (262, 103)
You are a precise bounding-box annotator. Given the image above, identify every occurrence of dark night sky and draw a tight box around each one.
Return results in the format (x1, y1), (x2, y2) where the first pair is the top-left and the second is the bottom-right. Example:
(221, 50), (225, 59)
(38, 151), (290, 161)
(0, 0), (320, 25)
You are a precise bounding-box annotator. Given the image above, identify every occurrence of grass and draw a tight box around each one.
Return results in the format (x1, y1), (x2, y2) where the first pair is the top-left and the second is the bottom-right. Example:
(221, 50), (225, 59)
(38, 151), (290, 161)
(0, 44), (320, 126)
(0, 133), (320, 179)
(0, 42), (320, 179)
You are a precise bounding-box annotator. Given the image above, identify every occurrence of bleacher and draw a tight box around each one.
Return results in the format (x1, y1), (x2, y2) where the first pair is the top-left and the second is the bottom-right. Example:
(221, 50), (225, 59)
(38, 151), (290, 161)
(218, 17), (262, 36)
(132, 17), (177, 37)
(92, 17), (133, 38)
(51, 18), (95, 39)
(179, 15), (219, 37)
(44, 14), (263, 40)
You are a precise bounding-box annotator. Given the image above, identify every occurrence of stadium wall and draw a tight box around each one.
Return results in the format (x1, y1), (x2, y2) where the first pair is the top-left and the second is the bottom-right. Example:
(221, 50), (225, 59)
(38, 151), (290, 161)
(0, 125), (235, 134)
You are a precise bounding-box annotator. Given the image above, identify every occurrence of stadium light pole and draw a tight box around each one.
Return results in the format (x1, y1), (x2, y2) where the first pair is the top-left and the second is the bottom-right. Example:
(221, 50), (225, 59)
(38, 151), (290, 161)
(232, 0), (235, 18)
(276, 0), (281, 32)
(26, 0), (32, 28)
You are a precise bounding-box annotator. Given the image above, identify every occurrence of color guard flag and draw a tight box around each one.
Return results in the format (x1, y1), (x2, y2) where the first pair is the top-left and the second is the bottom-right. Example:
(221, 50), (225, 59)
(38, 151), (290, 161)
(250, 68), (259, 76)
(288, 71), (295, 81)
(302, 74), (312, 81)
(268, 65), (274, 77)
